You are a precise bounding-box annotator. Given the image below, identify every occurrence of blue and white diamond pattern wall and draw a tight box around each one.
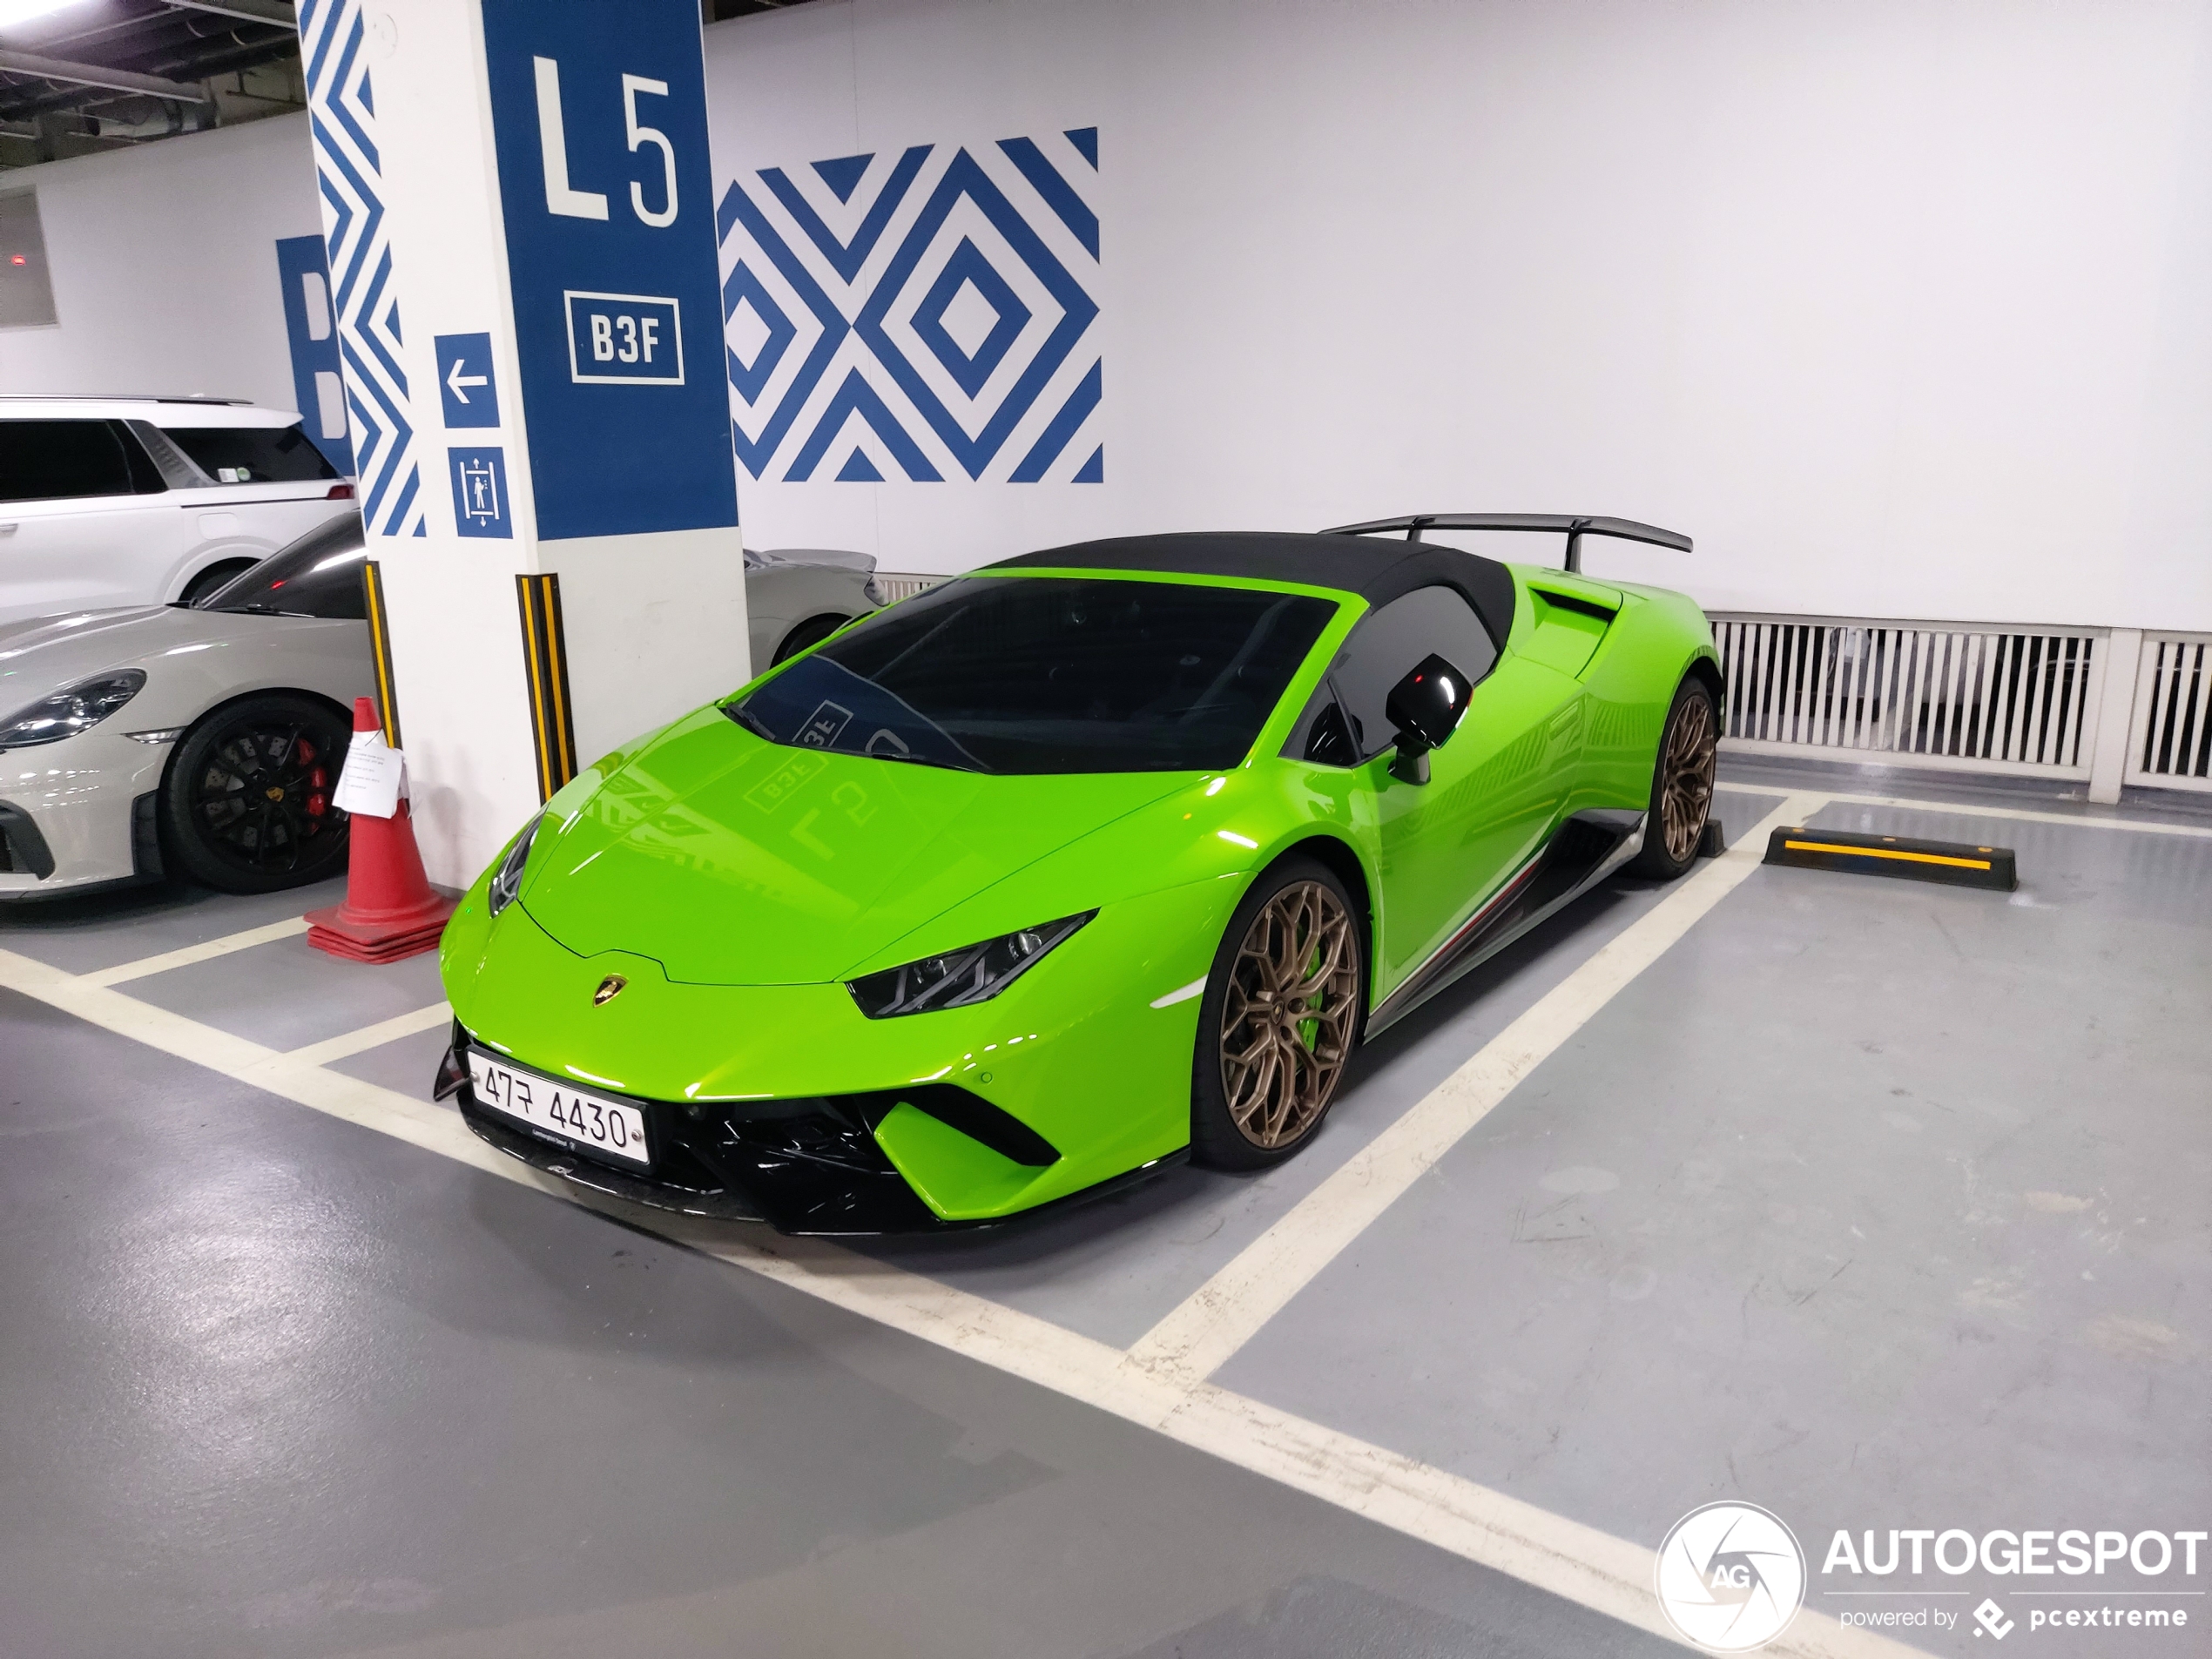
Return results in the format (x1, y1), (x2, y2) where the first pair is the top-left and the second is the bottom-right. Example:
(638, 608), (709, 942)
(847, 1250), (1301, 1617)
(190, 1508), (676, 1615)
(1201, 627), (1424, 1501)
(298, 0), (425, 536)
(717, 128), (1102, 484)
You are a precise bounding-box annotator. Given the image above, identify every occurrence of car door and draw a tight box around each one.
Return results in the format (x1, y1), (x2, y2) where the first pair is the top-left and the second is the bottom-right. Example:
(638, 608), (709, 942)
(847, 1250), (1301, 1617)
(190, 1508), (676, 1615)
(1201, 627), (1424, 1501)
(1302, 582), (1588, 995)
(0, 418), (188, 624)
(150, 420), (355, 594)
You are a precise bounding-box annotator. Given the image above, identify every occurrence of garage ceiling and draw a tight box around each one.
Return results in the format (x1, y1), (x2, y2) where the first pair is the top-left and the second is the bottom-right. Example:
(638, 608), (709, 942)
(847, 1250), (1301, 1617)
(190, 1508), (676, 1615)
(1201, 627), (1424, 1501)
(0, 0), (804, 172)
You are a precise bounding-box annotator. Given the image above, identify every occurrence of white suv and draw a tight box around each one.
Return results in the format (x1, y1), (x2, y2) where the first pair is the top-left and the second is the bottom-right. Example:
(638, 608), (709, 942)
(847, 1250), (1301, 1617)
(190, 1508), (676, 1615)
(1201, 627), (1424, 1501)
(0, 396), (359, 626)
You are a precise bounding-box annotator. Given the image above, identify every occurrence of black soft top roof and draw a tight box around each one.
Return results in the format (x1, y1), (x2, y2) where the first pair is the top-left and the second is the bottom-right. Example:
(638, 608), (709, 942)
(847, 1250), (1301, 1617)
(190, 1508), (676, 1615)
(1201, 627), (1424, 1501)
(986, 531), (1519, 647)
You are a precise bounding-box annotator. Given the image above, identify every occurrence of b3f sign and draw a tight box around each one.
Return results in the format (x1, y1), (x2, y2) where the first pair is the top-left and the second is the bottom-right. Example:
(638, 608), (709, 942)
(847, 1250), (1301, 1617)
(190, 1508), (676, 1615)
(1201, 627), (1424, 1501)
(564, 292), (684, 385)
(482, 0), (736, 541)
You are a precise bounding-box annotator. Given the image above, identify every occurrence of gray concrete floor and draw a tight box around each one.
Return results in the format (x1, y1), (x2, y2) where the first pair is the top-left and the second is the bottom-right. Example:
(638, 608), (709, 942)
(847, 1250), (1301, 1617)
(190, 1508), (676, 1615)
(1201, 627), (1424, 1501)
(2, 762), (2205, 1657)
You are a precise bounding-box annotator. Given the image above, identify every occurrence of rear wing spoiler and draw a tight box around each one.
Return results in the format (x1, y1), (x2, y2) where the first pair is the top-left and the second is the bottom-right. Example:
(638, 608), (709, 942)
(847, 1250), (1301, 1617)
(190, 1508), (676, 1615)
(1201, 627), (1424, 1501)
(1324, 514), (1692, 576)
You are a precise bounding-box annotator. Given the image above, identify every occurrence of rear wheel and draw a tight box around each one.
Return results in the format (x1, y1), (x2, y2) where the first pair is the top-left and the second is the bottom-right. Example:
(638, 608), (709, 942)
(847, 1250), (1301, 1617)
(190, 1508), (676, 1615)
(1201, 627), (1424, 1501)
(1191, 858), (1364, 1170)
(162, 693), (352, 894)
(179, 559), (257, 606)
(1628, 677), (1717, 879)
(771, 612), (852, 665)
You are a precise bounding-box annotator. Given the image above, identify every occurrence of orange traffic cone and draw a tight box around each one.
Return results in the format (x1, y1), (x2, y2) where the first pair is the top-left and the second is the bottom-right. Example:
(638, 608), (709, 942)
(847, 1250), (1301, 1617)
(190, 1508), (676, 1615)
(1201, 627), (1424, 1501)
(306, 697), (455, 964)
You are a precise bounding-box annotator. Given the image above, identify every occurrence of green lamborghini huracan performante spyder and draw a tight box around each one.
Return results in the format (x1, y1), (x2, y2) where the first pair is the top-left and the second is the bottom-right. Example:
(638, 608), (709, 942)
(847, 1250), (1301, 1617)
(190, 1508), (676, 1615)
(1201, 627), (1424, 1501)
(436, 519), (1722, 1233)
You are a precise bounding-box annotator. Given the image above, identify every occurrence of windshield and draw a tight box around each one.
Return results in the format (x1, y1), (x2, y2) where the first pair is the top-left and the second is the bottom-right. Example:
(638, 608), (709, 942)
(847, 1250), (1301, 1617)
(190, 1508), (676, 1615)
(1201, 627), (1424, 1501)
(730, 575), (1338, 774)
(199, 515), (367, 618)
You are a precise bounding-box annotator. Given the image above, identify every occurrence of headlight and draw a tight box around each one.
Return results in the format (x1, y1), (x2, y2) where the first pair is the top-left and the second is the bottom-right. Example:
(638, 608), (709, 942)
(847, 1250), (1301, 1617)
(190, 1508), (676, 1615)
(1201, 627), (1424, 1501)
(863, 576), (887, 606)
(846, 910), (1095, 1018)
(0, 669), (147, 751)
(487, 815), (544, 917)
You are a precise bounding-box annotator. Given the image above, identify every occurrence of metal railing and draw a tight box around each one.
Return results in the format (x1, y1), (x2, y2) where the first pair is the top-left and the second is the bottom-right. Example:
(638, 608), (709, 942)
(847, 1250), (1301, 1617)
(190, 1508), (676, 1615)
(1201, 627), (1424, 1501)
(1709, 614), (2105, 779)
(2125, 633), (2212, 794)
(872, 573), (944, 604)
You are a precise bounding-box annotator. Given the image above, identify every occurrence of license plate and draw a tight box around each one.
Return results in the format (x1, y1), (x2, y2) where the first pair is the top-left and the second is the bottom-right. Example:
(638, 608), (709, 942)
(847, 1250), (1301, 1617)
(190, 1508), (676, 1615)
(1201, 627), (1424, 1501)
(468, 1051), (650, 1168)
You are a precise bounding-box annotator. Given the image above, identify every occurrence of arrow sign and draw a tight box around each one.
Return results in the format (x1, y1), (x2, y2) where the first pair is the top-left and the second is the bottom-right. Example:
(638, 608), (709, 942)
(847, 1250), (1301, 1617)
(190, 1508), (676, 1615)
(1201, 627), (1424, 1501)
(434, 332), (501, 428)
(447, 357), (489, 402)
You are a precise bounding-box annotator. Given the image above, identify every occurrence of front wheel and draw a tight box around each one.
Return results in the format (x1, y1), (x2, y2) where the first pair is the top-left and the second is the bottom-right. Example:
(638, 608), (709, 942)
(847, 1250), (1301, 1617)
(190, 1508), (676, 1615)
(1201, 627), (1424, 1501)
(1628, 677), (1718, 879)
(1191, 858), (1365, 1170)
(161, 693), (353, 894)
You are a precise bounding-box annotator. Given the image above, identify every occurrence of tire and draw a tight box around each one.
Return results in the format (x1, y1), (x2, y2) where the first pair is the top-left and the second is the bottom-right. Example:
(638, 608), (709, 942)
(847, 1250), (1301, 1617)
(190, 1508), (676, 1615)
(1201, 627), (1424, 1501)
(1190, 856), (1365, 1170)
(771, 612), (852, 666)
(179, 559), (257, 607)
(1627, 676), (1718, 880)
(161, 693), (353, 894)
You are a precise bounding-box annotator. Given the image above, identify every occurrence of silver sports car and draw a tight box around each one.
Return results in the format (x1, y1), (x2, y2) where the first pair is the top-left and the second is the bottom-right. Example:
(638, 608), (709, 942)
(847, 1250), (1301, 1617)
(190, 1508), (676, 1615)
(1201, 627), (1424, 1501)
(0, 521), (883, 899)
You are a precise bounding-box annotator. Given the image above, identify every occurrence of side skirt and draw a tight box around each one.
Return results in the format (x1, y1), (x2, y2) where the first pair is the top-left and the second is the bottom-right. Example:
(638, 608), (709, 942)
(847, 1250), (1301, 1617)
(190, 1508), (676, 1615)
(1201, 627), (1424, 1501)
(1365, 809), (1646, 1037)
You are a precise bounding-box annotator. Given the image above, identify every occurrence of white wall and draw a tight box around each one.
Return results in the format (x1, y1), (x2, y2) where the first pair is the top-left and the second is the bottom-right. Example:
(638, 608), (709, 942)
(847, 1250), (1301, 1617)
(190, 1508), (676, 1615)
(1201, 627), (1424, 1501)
(6, 8), (2209, 631)
(0, 113), (320, 414)
(706, 0), (2212, 631)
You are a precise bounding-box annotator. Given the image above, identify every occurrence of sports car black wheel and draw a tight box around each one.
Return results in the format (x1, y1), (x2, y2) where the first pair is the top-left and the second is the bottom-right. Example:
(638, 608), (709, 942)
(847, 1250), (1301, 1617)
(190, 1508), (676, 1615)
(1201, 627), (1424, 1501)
(771, 612), (853, 666)
(162, 692), (352, 894)
(1191, 857), (1364, 1170)
(1628, 677), (1717, 880)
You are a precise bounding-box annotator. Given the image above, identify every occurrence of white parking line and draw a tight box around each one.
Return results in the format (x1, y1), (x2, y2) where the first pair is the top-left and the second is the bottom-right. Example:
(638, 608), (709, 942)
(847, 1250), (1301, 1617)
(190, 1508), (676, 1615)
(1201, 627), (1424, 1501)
(1123, 792), (1830, 1386)
(0, 857), (1915, 1659)
(0, 946), (543, 1183)
(287, 1001), (452, 1066)
(78, 914), (311, 987)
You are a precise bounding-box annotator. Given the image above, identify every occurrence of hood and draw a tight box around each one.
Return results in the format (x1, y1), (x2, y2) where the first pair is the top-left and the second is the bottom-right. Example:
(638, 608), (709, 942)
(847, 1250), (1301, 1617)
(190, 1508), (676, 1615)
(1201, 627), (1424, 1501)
(519, 708), (1195, 985)
(0, 605), (206, 706)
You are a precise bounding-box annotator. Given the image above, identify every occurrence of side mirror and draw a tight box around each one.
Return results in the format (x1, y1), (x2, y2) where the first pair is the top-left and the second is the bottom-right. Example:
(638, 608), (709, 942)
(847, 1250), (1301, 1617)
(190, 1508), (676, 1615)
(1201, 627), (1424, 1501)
(1385, 653), (1471, 784)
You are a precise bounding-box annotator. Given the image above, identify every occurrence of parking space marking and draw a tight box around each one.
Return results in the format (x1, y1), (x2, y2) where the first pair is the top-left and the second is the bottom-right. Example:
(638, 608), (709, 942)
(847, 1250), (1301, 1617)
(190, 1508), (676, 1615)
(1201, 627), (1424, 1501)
(1805, 789), (2212, 840)
(1123, 792), (1831, 1387)
(0, 929), (1915, 1659)
(0, 947), (516, 1177)
(287, 1001), (452, 1066)
(78, 914), (312, 987)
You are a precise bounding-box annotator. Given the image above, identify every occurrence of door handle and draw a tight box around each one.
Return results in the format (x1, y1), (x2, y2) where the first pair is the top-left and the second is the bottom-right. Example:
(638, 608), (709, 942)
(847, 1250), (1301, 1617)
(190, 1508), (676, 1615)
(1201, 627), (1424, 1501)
(0, 523), (17, 536)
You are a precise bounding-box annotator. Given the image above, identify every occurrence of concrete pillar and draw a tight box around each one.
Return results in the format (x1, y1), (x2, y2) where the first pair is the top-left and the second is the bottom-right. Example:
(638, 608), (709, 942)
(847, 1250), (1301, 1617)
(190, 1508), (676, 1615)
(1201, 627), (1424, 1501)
(2086, 627), (2143, 805)
(298, 0), (745, 886)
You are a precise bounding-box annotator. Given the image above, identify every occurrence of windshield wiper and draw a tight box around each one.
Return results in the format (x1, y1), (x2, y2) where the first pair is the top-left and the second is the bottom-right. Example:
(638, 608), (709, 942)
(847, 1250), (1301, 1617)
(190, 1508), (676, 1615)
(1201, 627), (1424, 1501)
(723, 702), (775, 742)
(721, 701), (987, 772)
(855, 745), (986, 775)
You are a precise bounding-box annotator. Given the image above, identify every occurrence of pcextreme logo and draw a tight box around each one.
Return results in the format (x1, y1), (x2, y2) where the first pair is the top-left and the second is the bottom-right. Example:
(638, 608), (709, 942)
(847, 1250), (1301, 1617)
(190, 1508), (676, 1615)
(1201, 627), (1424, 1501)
(1655, 1502), (1808, 1651)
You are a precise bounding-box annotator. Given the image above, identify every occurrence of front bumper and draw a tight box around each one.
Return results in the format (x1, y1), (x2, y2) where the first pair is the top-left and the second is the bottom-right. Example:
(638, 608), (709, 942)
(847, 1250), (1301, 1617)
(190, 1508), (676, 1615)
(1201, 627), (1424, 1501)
(439, 880), (1232, 1233)
(0, 726), (169, 898)
(440, 1024), (1183, 1235)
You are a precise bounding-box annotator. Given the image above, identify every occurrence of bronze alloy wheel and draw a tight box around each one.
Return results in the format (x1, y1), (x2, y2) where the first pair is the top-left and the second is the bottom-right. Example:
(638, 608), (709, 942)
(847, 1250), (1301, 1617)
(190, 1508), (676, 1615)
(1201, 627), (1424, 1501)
(1657, 689), (1718, 863)
(1218, 879), (1361, 1150)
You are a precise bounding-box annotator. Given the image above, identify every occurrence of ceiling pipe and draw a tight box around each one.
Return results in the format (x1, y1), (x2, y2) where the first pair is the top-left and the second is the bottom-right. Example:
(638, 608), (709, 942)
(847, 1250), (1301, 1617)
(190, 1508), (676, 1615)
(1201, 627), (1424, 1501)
(0, 48), (210, 104)
(158, 0), (296, 28)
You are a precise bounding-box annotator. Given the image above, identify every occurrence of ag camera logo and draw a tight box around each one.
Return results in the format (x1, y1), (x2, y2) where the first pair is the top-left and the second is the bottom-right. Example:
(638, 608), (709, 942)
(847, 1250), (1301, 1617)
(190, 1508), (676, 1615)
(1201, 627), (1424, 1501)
(1656, 1501), (1807, 1651)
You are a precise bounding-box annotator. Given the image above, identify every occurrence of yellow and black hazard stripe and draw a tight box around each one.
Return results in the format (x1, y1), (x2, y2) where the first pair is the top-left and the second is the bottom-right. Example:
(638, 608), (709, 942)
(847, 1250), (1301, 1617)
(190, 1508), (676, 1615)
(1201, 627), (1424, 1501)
(1763, 826), (2017, 891)
(361, 559), (403, 747)
(515, 573), (579, 804)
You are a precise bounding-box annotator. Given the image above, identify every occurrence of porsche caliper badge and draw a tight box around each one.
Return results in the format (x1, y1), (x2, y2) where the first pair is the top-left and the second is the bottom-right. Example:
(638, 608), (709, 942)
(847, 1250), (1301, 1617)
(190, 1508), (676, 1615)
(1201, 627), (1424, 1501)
(593, 974), (628, 1007)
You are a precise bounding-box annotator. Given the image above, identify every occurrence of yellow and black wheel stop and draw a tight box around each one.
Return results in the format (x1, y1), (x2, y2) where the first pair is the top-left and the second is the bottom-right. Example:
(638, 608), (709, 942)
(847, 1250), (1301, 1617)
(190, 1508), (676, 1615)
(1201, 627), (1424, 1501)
(1762, 826), (2017, 892)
